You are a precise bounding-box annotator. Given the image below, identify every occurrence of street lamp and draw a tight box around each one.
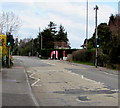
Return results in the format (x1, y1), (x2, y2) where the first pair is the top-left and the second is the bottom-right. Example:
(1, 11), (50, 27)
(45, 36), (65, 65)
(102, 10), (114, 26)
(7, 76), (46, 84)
(86, 0), (88, 48)
(94, 5), (99, 68)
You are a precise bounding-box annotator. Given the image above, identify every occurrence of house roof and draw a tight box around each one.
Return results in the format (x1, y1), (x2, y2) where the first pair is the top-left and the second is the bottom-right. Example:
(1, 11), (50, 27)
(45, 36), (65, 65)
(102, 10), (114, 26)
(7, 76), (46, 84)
(54, 41), (71, 49)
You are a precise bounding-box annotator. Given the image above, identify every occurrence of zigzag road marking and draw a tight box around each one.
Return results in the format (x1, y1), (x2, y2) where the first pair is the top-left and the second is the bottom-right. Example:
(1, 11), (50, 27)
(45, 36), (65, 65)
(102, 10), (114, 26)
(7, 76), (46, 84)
(27, 71), (41, 87)
(31, 78), (41, 87)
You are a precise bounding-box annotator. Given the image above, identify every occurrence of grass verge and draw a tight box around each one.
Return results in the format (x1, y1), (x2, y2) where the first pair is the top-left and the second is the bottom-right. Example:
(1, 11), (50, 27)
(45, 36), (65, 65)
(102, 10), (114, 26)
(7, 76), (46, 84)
(73, 61), (94, 66)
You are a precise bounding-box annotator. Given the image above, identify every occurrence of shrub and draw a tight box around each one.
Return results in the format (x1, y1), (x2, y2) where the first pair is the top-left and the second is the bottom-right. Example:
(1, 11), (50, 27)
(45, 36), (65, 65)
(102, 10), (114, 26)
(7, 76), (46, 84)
(67, 54), (73, 62)
(72, 49), (95, 64)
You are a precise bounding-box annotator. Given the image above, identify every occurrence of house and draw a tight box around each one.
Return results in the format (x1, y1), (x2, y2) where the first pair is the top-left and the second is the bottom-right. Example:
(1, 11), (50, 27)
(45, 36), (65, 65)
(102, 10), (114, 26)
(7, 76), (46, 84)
(54, 41), (71, 49)
(81, 39), (87, 49)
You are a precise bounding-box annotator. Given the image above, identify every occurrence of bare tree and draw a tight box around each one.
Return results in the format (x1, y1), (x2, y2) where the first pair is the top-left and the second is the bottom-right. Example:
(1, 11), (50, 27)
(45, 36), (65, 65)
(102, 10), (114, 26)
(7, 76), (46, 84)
(0, 12), (21, 34)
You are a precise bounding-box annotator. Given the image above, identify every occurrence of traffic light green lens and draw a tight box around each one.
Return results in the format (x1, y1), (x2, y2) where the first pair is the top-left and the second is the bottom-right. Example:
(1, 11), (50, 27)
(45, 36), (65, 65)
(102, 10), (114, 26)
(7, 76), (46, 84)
(8, 42), (10, 46)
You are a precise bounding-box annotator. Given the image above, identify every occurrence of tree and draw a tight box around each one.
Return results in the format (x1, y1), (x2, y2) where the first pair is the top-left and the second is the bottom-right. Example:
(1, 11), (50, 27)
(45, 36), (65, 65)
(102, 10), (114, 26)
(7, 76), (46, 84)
(55, 24), (69, 43)
(97, 23), (112, 54)
(38, 21), (57, 49)
(18, 38), (32, 56)
(108, 14), (120, 64)
(48, 21), (57, 40)
(13, 38), (19, 55)
(86, 23), (112, 66)
(87, 14), (120, 66)
(87, 23), (112, 53)
(41, 28), (54, 49)
(48, 21), (57, 34)
(38, 22), (70, 49)
(33, 38), (39, 55)
(0, 12), (21, 34)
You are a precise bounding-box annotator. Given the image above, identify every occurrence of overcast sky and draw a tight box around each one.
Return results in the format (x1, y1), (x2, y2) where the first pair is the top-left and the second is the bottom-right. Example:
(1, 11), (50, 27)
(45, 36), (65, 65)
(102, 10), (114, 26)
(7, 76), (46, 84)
(0, 0), (119, 48)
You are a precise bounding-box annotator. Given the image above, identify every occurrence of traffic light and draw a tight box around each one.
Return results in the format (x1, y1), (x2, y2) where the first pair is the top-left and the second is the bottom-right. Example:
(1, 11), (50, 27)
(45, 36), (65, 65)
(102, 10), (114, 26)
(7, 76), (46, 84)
(96, 38), (100, 48)
(6, 32), (14, 46)
(6, 32), (11, 46)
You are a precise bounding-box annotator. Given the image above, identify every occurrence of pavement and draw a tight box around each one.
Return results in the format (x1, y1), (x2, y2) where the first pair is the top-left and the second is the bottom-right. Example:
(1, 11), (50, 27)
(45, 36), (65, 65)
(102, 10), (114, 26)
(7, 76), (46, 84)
(0, 69), (2, 108)
(1, 57), (38, 107)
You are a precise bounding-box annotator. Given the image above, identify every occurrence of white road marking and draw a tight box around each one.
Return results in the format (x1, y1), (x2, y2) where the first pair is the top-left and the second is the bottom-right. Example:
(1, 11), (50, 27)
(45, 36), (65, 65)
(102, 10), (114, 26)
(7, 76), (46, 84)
(81, 75), (84, 79)
(103, 71), (118, 76)
(65, 70), (80, 76)
(37, 70), (64, 73)
(31, 78), (41, 87)
(46, 62), (55, 66)
(28, 72), (41, 87)
(20, 61), (23, 64)
(41, 60), (55, 66)
(112, 89), (119, 92)
(27, 71), (32, 73)
(29, 73), (38, 79)
(65, 70), (106, 85)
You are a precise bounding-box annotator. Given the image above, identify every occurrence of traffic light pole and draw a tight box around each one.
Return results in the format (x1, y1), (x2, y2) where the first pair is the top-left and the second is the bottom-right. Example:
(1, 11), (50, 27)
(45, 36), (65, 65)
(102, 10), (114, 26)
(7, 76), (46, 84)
(6, 32), (14, 67)
(8, 46), (10, 68)
(94, 5), (99, 68)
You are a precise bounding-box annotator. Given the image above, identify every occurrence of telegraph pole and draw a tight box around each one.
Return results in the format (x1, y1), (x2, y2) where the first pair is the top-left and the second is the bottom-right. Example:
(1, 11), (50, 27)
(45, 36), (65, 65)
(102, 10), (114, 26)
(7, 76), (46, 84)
(39, 27), (42, 50)
(32, 38), (33, 56)
(39, 27), (42, 58)
(94, 5), (99, 68)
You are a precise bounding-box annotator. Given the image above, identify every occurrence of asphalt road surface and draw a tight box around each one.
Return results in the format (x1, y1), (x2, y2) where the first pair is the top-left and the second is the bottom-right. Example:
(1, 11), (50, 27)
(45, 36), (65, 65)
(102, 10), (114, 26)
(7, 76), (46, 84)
(2, 56), (119, 107)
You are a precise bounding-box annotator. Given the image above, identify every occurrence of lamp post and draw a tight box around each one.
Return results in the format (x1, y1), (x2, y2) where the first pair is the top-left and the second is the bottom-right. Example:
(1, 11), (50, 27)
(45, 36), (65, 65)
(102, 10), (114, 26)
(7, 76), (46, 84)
(86, 0), (88, 48)
(94, 5), (99, 68)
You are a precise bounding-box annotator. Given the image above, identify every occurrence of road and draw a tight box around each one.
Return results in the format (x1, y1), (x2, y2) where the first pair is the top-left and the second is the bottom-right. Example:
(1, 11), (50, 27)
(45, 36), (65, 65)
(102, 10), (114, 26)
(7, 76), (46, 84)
(2, 56), (119, 106)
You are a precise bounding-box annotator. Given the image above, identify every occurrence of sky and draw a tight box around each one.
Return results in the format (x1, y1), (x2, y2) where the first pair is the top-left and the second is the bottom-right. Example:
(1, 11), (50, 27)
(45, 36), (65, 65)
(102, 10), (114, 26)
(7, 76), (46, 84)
(0, 0), (119, 49)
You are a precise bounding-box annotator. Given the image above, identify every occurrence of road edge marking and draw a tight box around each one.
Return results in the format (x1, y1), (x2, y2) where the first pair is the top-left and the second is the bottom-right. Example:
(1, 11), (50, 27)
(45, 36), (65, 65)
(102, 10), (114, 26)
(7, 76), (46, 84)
(24, 69), (39, 106)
